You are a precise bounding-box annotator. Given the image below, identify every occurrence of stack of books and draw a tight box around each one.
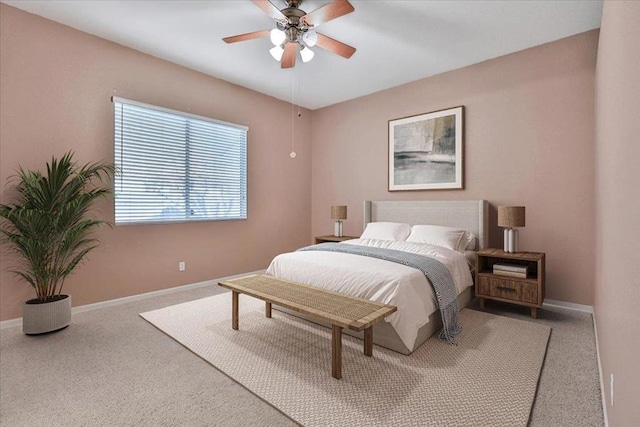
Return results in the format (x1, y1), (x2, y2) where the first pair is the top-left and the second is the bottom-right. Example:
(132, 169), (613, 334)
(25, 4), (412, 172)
(493, 263), (528, 279)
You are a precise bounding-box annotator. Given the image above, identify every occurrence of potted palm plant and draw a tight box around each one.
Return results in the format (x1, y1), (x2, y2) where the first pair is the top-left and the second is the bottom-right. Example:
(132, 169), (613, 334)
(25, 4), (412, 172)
(0, 152), (114, 334)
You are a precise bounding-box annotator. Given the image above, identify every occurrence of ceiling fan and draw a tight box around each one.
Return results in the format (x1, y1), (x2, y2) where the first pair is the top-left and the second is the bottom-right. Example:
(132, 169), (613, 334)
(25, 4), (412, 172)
(223, 0), (356, 69)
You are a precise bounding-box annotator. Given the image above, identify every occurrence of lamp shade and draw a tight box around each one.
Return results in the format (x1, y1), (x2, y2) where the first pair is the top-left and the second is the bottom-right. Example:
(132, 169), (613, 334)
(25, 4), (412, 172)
(302, 30), (318, 47)
(269, 45), (284, 61)
(270, 28), (286, 46)
(300, 46), (314, 63)
(331, 205), (347, 220)
(498, 206), (525, 228)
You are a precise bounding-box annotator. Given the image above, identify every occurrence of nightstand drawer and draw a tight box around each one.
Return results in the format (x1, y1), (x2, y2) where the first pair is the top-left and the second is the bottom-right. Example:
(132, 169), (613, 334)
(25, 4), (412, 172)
(477, 276), (538, 304)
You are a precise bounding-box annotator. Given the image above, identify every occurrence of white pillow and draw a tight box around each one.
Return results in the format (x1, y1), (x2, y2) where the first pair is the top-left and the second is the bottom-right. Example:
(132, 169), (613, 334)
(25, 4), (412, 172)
(462, 232), (478, 251)
(360, 222), (411, 242)
(406, 225), (468, 252)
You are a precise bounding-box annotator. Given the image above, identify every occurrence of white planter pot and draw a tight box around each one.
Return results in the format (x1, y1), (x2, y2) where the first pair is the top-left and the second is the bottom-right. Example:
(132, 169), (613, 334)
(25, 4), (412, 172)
(23, 295), (71, 335)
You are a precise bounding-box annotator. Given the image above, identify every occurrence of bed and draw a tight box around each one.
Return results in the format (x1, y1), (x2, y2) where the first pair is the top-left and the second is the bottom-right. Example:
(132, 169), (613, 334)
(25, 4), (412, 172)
(266, 200), (489, 355)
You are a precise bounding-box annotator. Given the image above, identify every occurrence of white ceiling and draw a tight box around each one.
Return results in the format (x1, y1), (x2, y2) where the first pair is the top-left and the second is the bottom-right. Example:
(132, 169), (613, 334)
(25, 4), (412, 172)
(3, 0), (602, 110)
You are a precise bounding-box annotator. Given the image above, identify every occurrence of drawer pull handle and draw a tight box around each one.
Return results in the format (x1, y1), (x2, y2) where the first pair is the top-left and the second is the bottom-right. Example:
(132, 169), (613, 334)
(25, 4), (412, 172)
(496, 286), (516, 292)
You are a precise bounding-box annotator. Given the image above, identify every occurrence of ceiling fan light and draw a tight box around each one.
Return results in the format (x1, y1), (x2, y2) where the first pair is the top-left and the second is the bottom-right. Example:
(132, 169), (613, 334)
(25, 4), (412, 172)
(302, 30), (318, 47)
(270, 28), (286, 46)
(300, 46), (314, 63)
(269, 45), (284, 61)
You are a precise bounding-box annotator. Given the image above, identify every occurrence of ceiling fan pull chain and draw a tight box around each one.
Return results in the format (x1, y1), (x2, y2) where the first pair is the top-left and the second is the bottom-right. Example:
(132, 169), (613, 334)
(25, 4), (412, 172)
(290, 68), (297, 159)
(297, 66), (302, 118)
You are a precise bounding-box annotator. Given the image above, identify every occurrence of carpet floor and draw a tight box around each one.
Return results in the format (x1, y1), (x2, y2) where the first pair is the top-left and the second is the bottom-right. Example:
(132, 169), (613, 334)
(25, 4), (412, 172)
(0, 284), (604, 426)
(141, 293), (550, 427)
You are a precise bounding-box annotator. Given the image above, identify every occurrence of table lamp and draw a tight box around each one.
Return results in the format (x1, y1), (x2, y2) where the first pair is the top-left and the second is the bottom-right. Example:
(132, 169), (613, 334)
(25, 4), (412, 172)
(498, 206), (525, 253)
(331, 205), (347, 237)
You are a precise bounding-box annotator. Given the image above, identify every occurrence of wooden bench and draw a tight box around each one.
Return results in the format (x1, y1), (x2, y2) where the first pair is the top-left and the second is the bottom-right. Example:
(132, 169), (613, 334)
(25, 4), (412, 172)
(218, 274), (397, 380)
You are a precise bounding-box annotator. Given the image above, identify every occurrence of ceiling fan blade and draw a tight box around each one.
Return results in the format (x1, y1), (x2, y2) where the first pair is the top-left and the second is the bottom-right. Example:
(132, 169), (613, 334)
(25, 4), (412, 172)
(223, 29), (270, 44)
(303, 0), (354, 27)
(316, 33), (356, 59)
(252, 0), (286, 20)
(281, 42), (297, 68)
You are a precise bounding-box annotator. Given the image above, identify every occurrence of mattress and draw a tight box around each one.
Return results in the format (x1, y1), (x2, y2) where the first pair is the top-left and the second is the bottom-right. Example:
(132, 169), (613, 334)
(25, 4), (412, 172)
(265, 238), (474, 352)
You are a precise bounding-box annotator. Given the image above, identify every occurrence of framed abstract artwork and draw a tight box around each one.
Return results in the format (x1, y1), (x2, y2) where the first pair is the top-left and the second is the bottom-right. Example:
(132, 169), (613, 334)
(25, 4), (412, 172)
(388, 106), (464, 191)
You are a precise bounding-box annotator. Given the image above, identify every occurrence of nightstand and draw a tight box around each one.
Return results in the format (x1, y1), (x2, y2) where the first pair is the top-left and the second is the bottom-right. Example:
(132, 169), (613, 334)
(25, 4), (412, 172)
(475, 248), (546, 319)
(314, 235), (358, 244)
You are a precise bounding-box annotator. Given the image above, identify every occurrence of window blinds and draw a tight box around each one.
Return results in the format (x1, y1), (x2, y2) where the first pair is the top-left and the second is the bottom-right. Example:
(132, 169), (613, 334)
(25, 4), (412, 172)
(113, 97), (248, 225)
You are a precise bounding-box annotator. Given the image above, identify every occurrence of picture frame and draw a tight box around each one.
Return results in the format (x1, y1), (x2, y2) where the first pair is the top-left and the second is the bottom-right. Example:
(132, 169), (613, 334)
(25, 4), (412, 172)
(388, 106), (464, 191)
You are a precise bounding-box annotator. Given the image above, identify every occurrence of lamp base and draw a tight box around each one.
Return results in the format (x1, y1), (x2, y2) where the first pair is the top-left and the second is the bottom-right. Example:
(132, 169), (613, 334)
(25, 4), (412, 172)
(504, 228), (519, 253)
(334, 221), (343, 238)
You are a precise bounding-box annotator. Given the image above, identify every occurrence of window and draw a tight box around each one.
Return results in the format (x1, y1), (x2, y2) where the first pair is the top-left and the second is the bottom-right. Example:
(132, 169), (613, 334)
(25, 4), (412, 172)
(113, 97), (247, 225)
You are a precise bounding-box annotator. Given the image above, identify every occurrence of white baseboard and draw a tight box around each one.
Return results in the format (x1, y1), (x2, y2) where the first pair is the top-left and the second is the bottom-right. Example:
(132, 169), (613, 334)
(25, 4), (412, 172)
(0, 317), (22, 330)
(592, 309), (609, 427)
(0, 270), (266, 330)
(543, 299), (593, 313)
(2, 284), (597, 325)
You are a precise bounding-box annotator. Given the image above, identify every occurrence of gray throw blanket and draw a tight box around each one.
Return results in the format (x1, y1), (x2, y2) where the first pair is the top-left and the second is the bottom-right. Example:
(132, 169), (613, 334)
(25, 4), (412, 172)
(298, 243), (462, 345)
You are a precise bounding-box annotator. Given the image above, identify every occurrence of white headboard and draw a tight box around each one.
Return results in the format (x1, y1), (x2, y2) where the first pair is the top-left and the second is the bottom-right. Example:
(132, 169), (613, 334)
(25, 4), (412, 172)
(363, 200), (489, 250)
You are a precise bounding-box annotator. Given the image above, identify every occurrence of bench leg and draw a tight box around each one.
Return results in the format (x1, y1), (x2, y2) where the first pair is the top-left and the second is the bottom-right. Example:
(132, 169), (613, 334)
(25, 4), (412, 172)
(266, 302), (272, 318)
(364, 326), (373, 357)
(332, 325), (342, 380)
(232, 291), (239, 330)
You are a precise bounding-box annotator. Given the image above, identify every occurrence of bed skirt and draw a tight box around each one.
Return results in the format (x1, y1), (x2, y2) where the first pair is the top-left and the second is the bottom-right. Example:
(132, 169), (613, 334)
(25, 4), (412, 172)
(274, 286), (473, 355)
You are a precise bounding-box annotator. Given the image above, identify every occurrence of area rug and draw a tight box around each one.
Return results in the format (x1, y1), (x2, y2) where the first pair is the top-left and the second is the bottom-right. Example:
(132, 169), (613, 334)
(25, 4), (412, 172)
(140, 292), (551, 427)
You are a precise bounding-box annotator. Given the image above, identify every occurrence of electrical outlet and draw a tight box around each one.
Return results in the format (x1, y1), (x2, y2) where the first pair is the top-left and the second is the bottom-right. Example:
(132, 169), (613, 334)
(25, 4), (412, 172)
(610, 374), (614, 406)
(179, 261), (185, 271)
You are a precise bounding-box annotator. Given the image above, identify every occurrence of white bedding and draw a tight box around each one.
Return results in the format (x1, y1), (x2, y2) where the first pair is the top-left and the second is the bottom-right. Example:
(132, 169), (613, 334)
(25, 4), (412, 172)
(265, 238), (473, 351)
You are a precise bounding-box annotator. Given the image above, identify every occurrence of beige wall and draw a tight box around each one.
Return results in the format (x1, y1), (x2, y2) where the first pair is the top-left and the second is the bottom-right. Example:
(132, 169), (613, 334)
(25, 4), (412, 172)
(594, 1), (640, 424)
(311, 31), (599, 305)
(0, 5), (312, 321)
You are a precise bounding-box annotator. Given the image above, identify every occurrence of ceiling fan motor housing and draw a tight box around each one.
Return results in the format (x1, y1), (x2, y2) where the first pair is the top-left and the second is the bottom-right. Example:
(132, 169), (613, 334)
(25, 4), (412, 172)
(286, 0), (303, 10)
(278, 1), (312, 44)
